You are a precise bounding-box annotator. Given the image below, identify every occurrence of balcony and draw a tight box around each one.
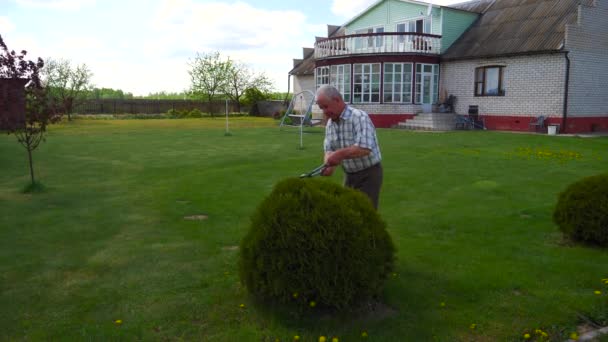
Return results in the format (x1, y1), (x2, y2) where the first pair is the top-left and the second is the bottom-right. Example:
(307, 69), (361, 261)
(315, 32), (442, 59)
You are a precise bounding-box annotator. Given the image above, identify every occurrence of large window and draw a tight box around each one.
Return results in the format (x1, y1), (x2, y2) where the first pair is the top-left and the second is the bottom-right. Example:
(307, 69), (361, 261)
(315, 66), (329, 89)
(330, 64), (351, 103)
(354, 26), (384, 50)
(475, 66), (505, 96)
(383, 63), (412, 103)
(396, 18), (431, 34)
(353, 63), (380, 103)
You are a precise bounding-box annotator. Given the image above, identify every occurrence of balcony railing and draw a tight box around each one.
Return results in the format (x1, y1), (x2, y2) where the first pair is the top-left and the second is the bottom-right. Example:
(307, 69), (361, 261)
(315, 32), (442, 58)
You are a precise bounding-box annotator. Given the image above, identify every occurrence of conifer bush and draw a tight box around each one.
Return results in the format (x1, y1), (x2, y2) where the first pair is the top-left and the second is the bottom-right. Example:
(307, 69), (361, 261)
(553, 173), (608, 247)
(239, 178), (395, 311)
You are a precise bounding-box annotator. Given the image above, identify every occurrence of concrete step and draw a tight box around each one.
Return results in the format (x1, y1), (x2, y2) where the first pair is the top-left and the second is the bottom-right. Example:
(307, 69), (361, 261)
(397, 113), (458, 131)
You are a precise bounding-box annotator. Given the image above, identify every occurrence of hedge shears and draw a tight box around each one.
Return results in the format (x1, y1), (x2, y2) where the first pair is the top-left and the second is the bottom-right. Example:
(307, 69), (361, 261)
(299, 164), (327, 178)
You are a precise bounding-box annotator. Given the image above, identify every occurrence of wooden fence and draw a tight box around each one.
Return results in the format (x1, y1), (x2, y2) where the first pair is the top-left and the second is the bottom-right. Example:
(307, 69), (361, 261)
(73, 99), (243, 115)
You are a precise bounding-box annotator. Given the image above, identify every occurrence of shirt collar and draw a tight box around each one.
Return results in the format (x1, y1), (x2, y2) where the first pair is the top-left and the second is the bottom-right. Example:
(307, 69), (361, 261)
(332, 105), (352, 124)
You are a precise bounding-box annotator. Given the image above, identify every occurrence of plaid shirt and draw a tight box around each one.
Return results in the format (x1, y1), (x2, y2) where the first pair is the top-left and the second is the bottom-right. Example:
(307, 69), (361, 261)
(323, 105), (381, 173)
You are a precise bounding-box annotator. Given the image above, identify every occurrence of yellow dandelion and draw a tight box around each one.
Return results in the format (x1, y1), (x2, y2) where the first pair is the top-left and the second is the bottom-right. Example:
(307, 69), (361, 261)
(293, 336), (300, 341)
(470, 323), (476, 330)
(114, 319), (122, 325)
(361, 331), (369, 338)
(570, 332), (579, 340)
(392, 273), (398, 277)
(524, 333), (531, 339)
(602, 278), (608, 284)
(440, 302), (446, 307)
(594, 290), (602, 295)
(332, 337), (339, 342)
(319, 336), (326, 342)
(292, 292), (299, 299)
(239, 303), (246, 308)
(541, 331), (548, 338)
(309, 301), (317, 308)
(535, 329), (542, 334)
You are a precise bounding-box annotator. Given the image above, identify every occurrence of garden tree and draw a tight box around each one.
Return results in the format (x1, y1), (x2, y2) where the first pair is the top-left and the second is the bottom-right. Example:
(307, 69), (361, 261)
(42, 58), (93, 120)
(242, 86), (271, 108)
(88, 87), (133, 99)
(0, 35), (61, 188)
(188, 51), (231, 116)
(223, 60), (273, 112)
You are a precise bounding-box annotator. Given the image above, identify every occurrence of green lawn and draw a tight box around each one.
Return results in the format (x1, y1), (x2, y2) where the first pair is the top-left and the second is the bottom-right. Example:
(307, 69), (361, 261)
(1, 117), (607, 341)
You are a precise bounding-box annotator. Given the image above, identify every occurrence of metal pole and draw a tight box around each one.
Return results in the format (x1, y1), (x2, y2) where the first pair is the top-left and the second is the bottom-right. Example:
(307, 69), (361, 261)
(225, 99), (231, 136)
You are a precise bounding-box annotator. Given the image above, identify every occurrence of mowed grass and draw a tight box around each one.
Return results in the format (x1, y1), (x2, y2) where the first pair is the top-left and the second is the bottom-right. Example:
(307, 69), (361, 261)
(1, 117), (607, 341)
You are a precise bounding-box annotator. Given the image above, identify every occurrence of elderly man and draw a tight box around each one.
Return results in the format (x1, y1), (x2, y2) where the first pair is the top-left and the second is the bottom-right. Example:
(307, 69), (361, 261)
(316, 85), (383, 209)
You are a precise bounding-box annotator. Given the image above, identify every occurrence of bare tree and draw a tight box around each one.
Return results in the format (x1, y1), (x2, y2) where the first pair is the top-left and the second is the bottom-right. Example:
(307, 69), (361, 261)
(0, 34), (61, 189)
(42, 58), (93, 121)
(188, 51), (231, 117)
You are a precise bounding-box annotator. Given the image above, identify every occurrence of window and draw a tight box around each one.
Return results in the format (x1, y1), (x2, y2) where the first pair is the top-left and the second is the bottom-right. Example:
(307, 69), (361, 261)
(475, 66), (505, 96)
(353, 63), (380, 103)
(330, 64), (351, 103)
(396, 18), (431, 34)
(383, 63), (412, 103)
(315, 66), (329, 89)
(355, 26), (384, 50)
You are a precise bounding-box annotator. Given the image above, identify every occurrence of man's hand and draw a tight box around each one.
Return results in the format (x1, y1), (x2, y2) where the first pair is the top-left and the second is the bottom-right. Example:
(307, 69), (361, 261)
(324, 151), (343, 167)
(321, 165), (336, 176)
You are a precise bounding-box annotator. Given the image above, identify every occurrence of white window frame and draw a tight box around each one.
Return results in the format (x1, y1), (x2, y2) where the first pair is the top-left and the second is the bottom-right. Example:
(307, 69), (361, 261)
(383, 63), (413, 103)
(353, 63), (381, 103)
(315, 66), (329, 89)
(330, 64), (351, 103)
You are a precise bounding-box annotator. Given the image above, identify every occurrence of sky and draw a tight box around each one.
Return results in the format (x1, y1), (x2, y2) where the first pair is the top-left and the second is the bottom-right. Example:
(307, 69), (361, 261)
(0, 0), (465, 96)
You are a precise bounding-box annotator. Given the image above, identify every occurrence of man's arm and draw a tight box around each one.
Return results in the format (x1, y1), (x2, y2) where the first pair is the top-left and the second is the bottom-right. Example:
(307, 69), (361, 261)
(325, 146), (371, 167)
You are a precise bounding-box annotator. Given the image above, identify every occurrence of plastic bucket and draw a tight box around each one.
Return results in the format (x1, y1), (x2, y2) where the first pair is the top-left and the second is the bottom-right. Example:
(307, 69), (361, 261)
(548, 125), (557, 135)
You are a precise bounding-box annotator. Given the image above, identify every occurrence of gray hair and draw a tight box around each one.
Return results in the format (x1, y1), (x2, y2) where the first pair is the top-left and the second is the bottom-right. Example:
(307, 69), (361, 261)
(316, 85), (343, 101)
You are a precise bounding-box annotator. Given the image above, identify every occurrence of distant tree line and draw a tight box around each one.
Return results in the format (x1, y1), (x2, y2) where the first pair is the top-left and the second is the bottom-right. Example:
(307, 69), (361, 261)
(38, 50), (291, 118)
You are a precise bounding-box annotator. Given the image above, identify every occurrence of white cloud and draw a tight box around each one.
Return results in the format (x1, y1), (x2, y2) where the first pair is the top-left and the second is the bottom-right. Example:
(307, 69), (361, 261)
(15, 0), (96, 10)
(143, 0), (326, 94)
(0, 16), (16, 33)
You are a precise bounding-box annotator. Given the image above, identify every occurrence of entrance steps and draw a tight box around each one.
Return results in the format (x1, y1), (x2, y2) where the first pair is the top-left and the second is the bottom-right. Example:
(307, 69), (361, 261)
(395, 113), (457, 131)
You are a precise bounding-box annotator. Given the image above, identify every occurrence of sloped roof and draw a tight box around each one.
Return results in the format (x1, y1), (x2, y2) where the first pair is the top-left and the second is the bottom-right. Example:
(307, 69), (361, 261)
(289, 49), (315, 76)
(442, 0), (596, 60)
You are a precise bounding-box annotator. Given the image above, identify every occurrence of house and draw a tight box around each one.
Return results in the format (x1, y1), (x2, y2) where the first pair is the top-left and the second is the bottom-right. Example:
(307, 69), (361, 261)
(289, 0), (608, 133)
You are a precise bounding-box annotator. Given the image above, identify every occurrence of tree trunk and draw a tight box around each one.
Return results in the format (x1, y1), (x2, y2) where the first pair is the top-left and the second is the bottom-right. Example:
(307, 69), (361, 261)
(27, 146), (35, 184)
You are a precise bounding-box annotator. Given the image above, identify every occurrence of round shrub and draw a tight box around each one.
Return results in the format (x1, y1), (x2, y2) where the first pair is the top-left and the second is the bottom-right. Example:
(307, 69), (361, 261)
(239, 178), (395, 311)
(553, 173), (608, 247)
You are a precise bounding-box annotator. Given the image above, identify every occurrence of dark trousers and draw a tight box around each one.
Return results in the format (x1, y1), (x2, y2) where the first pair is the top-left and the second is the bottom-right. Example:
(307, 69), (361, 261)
(344, 163), (383, 209)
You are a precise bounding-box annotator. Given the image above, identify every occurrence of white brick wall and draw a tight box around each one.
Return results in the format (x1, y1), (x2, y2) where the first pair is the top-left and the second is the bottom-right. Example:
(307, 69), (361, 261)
(440, 54), (567, 118)
(564, 2), (608, 117)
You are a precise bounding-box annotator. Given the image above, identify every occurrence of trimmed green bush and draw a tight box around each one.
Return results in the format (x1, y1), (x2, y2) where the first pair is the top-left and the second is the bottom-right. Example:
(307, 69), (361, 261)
(239, 178), (395, 311)
(553, 173), (608, 247)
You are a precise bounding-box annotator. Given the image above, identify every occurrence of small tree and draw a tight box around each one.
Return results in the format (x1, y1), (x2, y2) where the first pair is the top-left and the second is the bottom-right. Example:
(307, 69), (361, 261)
(42, 58), (93, 120)
(223, 60), (274, 113)
(188, 51), (231, 117)
(0, 34), (60, 189)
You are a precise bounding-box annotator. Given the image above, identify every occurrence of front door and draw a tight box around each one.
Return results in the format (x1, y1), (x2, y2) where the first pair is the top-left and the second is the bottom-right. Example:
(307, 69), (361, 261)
(415, 63), (439, 107)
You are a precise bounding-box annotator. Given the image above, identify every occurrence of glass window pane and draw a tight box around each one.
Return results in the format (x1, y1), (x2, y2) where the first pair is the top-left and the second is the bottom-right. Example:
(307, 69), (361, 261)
(485, 67), (499, 95)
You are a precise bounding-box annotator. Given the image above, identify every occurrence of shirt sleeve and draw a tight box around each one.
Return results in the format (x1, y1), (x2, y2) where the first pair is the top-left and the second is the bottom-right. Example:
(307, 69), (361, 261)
(352, 112), (375, 150)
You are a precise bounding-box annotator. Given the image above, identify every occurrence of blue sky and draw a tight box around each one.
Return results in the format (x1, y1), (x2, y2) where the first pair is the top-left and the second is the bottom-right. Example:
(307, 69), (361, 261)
(0, 0), (463, 95)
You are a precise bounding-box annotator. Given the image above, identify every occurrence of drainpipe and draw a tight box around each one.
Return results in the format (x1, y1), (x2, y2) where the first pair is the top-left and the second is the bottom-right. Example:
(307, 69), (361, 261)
(562, 52), (570, 133)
